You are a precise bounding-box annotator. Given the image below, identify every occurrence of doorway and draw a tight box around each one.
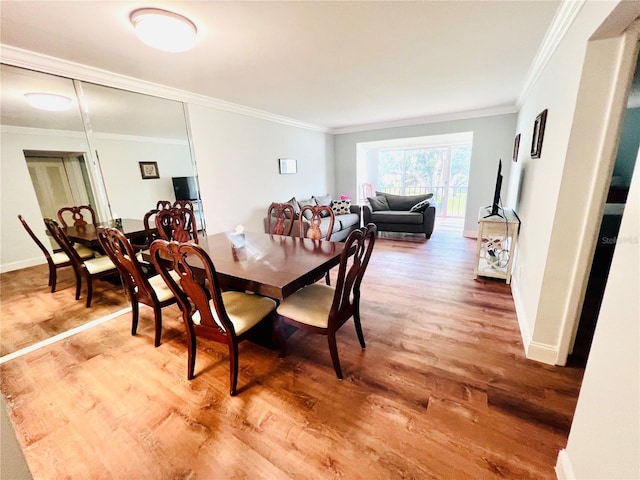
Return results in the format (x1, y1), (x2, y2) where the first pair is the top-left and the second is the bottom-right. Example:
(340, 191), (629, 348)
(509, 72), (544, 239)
(25, 150), (97, 223)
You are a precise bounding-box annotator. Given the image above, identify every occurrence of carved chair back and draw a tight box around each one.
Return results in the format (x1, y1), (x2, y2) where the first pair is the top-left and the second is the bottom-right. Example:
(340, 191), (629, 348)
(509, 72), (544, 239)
(155, 207), (199, 244)
(267, 202), (295, 236)
(57, 205), (96, 228)
(299, 205), (334, 241)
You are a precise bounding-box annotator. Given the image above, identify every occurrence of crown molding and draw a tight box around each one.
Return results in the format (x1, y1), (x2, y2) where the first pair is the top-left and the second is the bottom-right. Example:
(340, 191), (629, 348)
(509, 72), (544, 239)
(1, 125), (86, 138)
(329, 105), (518, 135)
(0, 45), (329, 134)
(516, 0), (586, 108)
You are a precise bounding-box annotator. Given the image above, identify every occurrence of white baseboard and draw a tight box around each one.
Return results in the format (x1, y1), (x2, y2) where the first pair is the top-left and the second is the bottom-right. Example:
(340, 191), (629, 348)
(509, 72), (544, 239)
(0, 256), (45, 274)
(555, 449), (575, 479)
(462, 229), (478, 238)
(511, 276), (558, 365)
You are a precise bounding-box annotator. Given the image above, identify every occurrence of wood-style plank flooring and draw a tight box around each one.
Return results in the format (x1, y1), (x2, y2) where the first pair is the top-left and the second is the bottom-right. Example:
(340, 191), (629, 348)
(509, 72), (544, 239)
(0, 219), (584, 479)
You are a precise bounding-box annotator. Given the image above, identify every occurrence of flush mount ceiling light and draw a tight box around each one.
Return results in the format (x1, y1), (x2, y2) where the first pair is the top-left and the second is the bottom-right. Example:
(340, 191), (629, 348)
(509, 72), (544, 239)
(24, 93), (73, 111)
(130, 8), (197, 52)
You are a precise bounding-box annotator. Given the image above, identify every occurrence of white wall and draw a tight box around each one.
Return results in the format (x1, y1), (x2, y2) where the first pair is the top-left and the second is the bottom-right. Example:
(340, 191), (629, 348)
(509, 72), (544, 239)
(95, 134), (194, 220)
(187, 104), (334, 235)
(333, 113), (517, 235)
(558, 147), (639, 479)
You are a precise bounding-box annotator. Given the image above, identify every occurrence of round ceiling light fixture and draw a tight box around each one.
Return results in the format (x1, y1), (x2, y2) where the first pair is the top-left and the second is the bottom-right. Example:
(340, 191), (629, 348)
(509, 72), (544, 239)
(130, 8), (197, 53)
(24, 93), (73, 111)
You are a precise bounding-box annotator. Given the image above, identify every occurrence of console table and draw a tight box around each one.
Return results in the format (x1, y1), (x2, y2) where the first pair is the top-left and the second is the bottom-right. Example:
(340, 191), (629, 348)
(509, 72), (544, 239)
(473, 206), (520, 284)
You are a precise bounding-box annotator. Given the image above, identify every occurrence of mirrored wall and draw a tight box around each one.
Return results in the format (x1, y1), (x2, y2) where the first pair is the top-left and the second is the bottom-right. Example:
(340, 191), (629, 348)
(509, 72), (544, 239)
(0, 63), (202, 357)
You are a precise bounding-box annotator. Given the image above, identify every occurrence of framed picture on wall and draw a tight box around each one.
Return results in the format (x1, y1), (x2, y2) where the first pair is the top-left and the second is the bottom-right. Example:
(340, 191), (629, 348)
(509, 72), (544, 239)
(530, 109), (548, 159)
(513, 133), (521, 162)
(279, 158), (297, 174)
(139, 161), (159, 179)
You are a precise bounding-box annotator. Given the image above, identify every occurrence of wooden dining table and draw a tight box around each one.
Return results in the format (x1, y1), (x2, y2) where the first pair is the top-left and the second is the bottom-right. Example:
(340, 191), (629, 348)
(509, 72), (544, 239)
(144, 231), (345, 301)
(59, 218), (151, 248)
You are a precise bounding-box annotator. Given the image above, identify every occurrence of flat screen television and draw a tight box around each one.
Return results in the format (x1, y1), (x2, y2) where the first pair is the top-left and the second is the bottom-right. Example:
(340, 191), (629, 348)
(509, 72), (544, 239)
(485, 159), (503, 218)
(172, 176), (199, 201)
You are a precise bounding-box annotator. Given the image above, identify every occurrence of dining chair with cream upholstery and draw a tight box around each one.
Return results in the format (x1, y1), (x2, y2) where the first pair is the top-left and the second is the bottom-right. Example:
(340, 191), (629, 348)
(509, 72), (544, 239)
(276, 223), (377, 379)
(97, 227), (178, 347)
(57, 205), (97, 228)
(155, 207), (199, 244)
(149, 239), (278, 396)
(44, 218), (117, 307)
(299, 204), (335, 285)
(267, 202), (295, 236)
(18, 214), (94, 293)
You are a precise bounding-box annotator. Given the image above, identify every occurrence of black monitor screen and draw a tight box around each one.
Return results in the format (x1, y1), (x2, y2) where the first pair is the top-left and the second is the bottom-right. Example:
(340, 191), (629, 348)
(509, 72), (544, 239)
(172, 176), (199, 201)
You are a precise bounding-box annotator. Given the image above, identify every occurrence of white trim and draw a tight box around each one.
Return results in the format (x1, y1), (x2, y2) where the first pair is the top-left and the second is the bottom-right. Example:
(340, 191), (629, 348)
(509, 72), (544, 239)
(0, 256), (45, 274)
(330, 105), (517, 135)
(0, 308), (131, 364)
(93, 132), (189, 145)
(0, 45), (328, 134)
(462, 229), (477, 239)
(516, 0), (586, 108)
(1, 125), (86, 139)
(555, 449), (576, 480)
(526, 341), (558, 365)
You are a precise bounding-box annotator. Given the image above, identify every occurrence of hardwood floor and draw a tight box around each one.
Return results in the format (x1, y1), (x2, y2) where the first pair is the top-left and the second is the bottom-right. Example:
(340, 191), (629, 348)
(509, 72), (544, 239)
(0, 218), (584, 479)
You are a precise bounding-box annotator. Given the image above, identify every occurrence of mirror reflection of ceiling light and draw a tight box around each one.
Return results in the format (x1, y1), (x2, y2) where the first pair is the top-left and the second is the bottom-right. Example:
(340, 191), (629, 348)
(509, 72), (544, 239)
(130, 8), (197, 53)
(24, 93), (73, 111)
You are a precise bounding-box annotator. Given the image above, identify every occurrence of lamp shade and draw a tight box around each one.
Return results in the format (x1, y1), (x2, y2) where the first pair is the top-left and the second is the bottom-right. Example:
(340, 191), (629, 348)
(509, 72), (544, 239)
(130, 8), (197, 53)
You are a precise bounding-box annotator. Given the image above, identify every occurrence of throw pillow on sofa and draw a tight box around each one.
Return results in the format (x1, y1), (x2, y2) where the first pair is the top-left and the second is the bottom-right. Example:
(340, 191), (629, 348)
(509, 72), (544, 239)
(332, 200), (351, 215)
(284, 197), (300, 218)
(368, 195), (390, 211)
(409, 199), (431, 213)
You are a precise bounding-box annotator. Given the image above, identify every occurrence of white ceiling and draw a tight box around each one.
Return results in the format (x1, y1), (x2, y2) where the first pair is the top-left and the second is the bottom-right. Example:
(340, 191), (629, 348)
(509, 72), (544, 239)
(0, 1), (563, 131)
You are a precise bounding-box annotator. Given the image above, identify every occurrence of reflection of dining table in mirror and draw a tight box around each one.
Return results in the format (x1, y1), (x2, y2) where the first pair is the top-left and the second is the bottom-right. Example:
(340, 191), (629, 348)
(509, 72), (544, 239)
(59, 219), (155, 248)
(145, 231), (345, 301)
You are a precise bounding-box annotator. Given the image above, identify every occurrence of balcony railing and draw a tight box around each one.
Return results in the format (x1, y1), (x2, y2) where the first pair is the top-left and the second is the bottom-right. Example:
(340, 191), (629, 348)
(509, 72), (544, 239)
(377, 185), (468, 217)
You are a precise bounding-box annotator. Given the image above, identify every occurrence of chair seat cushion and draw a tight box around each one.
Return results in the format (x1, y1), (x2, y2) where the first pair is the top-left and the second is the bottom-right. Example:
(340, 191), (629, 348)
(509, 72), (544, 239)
(84, 255), (116, 274)
(337, 213), (360, 230)
(371, 210), (424, 225)
(51, 251), (71, 265)
(276, 283), (334, 329)
(192, 291), (276, 336)
(148, 270), (179, 302)
(73, 244), (95, 260)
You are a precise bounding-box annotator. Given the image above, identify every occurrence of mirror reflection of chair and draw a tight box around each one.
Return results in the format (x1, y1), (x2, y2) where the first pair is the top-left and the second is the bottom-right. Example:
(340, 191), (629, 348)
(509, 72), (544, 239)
(149, 239), (278, 396)
(97, 227), (178, 347)
(172, 200), (198, 238)
(44, 218), (118, 307)
(276, 223), (377, 379)
(155, 208), (199, 244)
(156, 200), (172, 210)
(18, 214), (94, 293)
(57, 205), (96, 228)
(300, 204), (335, 285)
(267, 202), (294, 236)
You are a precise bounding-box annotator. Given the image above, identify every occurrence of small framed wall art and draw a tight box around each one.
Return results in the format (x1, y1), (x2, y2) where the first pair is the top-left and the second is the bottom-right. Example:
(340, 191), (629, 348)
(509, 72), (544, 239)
(512, 133), (521, 162)
(530, 109), (548, 159)
(279, 158), (297, 174)
(139, 161), (159, 179)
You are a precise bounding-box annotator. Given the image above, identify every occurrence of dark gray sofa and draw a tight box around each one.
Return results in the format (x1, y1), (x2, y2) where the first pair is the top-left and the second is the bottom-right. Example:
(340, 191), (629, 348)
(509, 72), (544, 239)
(263, 195), (361, 242)
(363, 192), (436, 238)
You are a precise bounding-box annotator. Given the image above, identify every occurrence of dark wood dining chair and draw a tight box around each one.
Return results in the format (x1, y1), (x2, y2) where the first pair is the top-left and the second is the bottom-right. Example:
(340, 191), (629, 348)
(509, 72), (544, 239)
(149, 239), (278, 395)
(267, 202), (295, 236)
(130, 209), (161, 250)
(276, 223), (377, 379)
(97, 227), (178, 347)
(155, 207), (199, 244)
(18, 214), (94, 293)
(300, 204), (335, 284)
(173, 200), (199, 238)
(57, 205), (96, 228)
(156, 200), (172, 210)
(44, 218), (118, 307)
